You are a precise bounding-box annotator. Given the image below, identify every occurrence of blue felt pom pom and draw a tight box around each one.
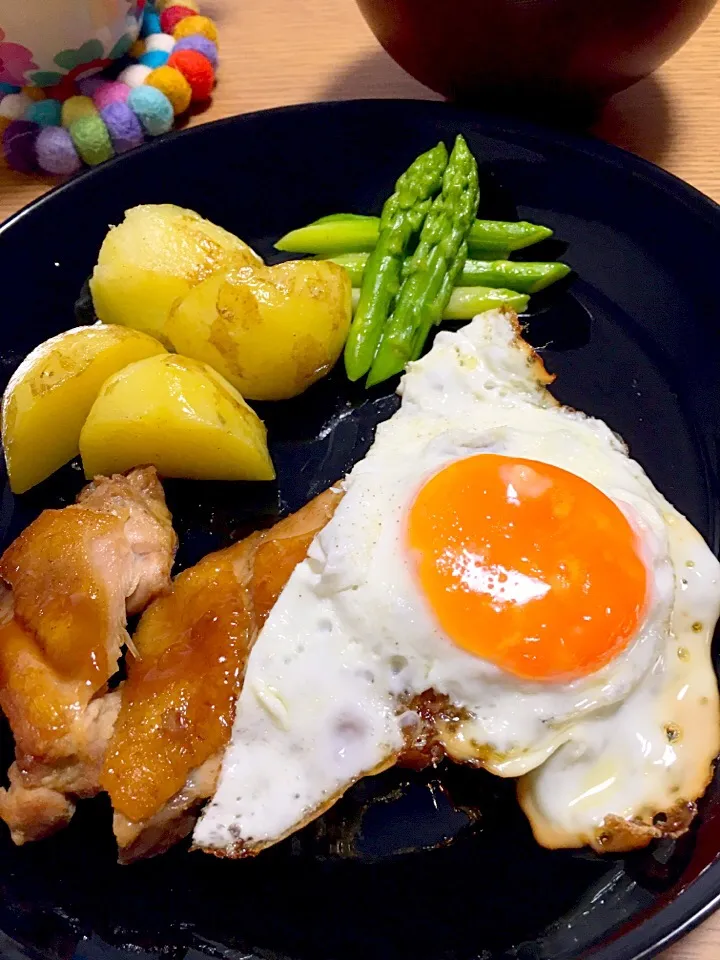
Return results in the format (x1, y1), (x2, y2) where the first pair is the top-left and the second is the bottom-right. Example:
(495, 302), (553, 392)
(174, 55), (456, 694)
(139, 50), (170, 69)
(127, 84), (174, 136)
(141, 10), (162, 37)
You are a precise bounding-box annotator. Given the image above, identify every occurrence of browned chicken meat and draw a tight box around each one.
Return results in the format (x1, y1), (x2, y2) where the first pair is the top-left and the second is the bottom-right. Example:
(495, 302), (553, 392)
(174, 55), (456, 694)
(0, 467), (176, 845)
(101, 488), (341, 862)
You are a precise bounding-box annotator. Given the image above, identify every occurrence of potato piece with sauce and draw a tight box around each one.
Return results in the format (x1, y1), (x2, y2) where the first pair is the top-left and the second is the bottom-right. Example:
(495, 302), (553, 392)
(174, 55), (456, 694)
(89, 204), (260, 343)
(2, 324), (166, 493)
(79, 354), (275, 482)
(166, 259), (352, 401)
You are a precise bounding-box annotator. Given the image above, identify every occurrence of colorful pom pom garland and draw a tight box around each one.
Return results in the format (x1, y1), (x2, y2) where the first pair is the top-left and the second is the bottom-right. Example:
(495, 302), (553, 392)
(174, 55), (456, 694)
(0, 1), (218, 176)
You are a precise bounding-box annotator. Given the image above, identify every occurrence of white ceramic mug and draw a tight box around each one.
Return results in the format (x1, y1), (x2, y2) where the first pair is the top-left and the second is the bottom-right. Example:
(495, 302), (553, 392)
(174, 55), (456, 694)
(0, 0), (143, 92)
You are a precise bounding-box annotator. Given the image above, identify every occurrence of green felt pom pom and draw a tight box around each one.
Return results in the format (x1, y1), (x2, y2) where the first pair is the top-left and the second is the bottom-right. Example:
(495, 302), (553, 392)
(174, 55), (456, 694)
(70, 113), (114, 166)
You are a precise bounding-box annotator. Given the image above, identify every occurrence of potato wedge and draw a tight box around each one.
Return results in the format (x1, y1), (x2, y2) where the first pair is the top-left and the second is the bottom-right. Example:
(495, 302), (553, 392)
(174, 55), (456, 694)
(79, 354), (275, 482)
(90, 204), (261, 343)
(2, 324), (166, 493)
(166, 259), (352, 401)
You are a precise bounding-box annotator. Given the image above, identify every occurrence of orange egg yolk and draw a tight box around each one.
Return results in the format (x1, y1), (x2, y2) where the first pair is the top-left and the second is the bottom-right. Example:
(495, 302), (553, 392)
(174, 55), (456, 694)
(407, 454), (648, 682)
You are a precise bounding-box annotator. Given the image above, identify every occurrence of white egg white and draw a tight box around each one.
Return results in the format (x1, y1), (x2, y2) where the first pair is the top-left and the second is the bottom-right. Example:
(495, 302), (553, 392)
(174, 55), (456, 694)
(193, 309), (720, 855)
(518, 509), (720, 850)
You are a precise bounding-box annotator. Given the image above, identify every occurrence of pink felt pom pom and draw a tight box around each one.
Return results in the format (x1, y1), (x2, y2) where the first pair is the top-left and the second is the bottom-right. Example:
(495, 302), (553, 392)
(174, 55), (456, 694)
(93, 81), (131, 111)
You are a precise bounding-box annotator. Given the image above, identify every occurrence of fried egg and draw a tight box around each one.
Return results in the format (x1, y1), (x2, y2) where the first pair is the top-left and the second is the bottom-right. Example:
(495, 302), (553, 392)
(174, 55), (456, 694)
(193, 309), (720, 856)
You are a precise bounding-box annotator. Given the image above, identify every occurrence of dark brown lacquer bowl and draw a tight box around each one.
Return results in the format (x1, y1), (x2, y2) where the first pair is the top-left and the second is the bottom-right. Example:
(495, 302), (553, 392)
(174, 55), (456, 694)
(355, 0), (717, 104)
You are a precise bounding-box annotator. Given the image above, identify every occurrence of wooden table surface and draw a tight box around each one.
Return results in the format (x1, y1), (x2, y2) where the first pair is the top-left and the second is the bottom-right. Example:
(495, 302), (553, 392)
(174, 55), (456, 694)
(1, 1), (719, 957)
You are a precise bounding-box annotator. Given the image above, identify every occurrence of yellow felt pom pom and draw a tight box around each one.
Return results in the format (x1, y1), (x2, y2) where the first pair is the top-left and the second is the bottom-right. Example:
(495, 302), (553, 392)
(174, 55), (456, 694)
(61, 95), (97, 128)
(145, 65), (192, 115)
(129, 38), (146, 59)
(172, 15), (218, 46)
(22, 86), (46, 102)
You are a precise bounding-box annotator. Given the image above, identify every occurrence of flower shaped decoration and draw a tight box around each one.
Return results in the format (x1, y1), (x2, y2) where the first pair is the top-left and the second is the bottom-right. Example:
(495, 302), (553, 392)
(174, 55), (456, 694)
(30, 34), (134, 96)
(0, 29), (38, 87)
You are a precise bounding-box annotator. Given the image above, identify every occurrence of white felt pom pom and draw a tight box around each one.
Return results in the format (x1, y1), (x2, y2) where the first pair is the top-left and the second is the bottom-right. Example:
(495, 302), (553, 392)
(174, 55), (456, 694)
(146, 33), (176, 54)
(117, 64), (153, 88)
(0, 92), (34, 120)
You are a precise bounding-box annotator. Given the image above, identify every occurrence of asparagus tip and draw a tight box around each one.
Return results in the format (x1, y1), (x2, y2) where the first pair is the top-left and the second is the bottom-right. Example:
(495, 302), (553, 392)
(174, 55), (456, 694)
(527, 262), (572, 294)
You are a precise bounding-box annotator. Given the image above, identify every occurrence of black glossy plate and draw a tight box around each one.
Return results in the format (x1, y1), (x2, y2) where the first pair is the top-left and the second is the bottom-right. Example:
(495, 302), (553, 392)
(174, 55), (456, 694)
(1, 100), (719, 960)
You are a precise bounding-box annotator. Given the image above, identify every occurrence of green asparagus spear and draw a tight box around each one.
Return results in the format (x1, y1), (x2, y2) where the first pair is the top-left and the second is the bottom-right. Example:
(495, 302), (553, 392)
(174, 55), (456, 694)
(343, 142), (449, 381)
(410, 240), (468, 362)
(328, 253), (383, 285)
(334, 252), (570, 293)
(367, 135), (480, 387)
(468, 220), (551, 254)
(459, 257), (570, 292)
(275, 216), (550, 256)
(442, 286), (529, 320)
(312, 213), (376, 224)
(276, 219), (380, 255)
(350, 285), (529, 319)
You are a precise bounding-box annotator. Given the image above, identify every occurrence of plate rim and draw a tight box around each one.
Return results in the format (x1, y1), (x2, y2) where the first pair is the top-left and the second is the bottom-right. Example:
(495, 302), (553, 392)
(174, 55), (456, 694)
(0, 97), (719, 960)
(0, 99), (718, 242)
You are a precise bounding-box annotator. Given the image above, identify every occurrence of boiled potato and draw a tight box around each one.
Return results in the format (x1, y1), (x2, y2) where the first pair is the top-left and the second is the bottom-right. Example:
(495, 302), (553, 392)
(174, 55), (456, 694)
(166, 259), (351, 401)
(2, 324), (166, 493)
(79, 354), (275, 482)
(90, 204), (261, 343)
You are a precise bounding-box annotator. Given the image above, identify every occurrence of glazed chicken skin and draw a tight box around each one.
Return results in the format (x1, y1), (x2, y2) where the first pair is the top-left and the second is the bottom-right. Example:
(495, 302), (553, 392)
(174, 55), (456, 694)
(101, 487), (342, 863)
(0, 467), (176, 845)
